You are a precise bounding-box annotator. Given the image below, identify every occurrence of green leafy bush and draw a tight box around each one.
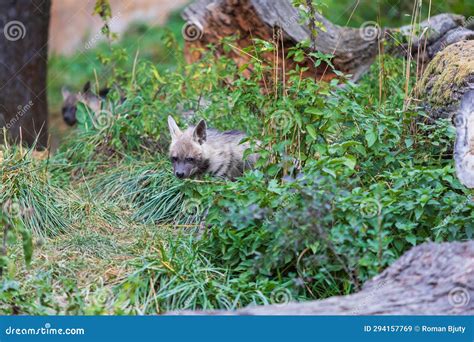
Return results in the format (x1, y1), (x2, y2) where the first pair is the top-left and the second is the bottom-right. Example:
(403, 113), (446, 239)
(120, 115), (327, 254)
(3, 10), (473, 313)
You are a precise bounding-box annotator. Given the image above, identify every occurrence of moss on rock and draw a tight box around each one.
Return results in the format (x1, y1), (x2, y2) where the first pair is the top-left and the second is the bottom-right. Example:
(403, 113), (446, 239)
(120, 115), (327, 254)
(418, 40), (474, 117)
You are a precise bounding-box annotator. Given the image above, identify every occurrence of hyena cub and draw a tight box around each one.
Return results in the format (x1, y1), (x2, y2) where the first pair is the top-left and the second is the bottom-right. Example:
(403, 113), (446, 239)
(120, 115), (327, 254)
(167, 116), (258, 180)
(61, 81), (109, 126)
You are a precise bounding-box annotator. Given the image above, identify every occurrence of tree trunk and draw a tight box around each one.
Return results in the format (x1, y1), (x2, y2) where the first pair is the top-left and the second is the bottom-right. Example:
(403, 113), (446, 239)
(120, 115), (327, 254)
(172, 241), (474, 315)
(182, 0), (474, 82)
(0, 0), (51, 148)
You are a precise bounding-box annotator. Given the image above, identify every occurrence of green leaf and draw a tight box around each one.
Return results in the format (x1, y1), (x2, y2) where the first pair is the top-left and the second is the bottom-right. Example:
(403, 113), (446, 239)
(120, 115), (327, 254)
(323, 167), (336, 178)
(306, 125), (317, 140)
(406, 235), (417, 246)
(343, 155), (357, 170)
(365, 129), (377, 147)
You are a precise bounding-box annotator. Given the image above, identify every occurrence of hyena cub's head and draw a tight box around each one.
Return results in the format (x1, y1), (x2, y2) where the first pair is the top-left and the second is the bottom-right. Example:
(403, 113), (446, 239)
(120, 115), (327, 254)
(168, 116), (208, 179)
(61, 81), (107, 126)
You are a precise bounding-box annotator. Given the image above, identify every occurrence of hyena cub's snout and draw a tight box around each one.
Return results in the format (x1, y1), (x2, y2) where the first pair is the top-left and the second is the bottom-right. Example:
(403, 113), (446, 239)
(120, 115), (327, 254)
(172, 157), (197, 179)
(62, 105), (77, 125)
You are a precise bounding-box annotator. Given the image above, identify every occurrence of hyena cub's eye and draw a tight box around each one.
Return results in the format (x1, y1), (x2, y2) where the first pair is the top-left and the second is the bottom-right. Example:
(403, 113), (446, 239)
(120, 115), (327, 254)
(185, 157), (195, 163)
(171, 156), (178, 162)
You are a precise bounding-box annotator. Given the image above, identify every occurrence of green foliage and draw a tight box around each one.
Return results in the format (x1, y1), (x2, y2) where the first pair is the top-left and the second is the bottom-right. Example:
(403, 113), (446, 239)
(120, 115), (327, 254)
(41, 37), (472, 312)
(4, 3), (473, 313)
(48, 14), (185, 123)
(0, 202), (33, 277)
(116, 235), (299, 313)
(164, 52), (472, 300)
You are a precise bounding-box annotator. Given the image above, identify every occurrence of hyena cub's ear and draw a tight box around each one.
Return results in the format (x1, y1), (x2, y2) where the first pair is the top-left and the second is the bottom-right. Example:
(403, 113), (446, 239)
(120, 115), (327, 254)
(193, 120), (207, 144)
(61, 86), (71, 100)
(168, 116), (182, 140)
(82, 81), (91, 94)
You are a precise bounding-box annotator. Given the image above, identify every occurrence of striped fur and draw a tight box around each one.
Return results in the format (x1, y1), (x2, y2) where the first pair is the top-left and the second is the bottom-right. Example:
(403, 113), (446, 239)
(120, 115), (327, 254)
(167, 116), (258, 180)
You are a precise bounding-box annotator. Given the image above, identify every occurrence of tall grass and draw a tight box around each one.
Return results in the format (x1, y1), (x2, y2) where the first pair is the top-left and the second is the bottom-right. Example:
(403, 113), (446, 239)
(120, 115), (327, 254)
(88, 159), (189, 224)
(115, 234), (300, 314)
(0, 144), (71, 237)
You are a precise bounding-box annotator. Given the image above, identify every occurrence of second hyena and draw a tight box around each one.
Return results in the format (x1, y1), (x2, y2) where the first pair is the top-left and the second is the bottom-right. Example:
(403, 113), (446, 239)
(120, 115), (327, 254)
(61, 81), (109, 126)
(167, 116), (258, 180)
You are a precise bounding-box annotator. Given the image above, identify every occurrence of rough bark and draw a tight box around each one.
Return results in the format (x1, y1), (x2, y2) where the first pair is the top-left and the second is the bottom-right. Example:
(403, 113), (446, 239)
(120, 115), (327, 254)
(182, 0), (474, 82)
(0, 0), (51, 148)
(172, 241), (474, 315)
(454, 90), (474, 188)
(392, 13), (474, 65)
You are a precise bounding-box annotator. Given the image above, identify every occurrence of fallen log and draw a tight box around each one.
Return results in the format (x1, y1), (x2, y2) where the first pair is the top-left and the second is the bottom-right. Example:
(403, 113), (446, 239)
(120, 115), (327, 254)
(172, 241), (474, 315)
(182, 0), (474, 81)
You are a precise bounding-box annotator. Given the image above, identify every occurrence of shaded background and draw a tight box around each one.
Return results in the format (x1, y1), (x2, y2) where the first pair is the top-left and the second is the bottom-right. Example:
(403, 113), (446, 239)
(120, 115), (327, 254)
(47, 0), (473, 147)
